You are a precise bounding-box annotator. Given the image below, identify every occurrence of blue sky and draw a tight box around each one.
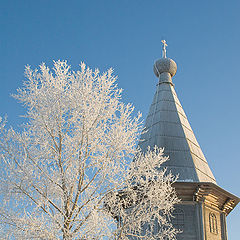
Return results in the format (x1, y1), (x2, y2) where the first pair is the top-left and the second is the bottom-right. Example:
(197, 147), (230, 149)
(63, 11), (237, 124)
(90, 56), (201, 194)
(1, 0), (240, 238)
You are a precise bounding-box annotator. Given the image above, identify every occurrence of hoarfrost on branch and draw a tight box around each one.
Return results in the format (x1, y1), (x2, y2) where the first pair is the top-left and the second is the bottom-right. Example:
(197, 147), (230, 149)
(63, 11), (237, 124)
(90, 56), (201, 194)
(0, 61), (179, 239)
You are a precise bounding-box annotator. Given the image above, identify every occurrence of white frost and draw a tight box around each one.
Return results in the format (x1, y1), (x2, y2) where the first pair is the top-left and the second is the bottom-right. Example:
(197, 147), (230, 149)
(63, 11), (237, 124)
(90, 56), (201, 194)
(0, 61), (179, 240)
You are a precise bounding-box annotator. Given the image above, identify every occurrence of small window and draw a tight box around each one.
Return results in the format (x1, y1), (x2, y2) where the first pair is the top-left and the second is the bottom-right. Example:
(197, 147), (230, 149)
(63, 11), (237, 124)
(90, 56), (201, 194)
(209, 212), (218, 234)
(172, 208), (184, 231)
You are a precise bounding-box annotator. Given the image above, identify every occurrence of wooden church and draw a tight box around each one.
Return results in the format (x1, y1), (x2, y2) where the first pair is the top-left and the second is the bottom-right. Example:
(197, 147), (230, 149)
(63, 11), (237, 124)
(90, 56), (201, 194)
(138, 41), (239, 239)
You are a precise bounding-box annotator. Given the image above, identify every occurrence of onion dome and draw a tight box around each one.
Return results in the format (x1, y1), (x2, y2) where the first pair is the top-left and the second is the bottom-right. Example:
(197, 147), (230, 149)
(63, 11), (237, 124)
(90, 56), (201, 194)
(153, 58), (177, 78)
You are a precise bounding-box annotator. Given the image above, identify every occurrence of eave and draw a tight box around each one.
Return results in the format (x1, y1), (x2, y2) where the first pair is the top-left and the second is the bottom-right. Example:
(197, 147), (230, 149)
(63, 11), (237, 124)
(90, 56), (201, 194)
(173, 182), (240, 215)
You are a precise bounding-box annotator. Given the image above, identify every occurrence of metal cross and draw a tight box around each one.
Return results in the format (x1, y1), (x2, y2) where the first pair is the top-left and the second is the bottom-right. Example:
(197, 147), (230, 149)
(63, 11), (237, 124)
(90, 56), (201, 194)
(161, 40), (168, 58)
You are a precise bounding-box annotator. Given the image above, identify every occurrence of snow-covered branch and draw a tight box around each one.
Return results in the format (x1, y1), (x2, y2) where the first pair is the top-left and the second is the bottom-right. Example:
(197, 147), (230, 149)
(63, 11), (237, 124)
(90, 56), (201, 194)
(0, 61), (179, 239)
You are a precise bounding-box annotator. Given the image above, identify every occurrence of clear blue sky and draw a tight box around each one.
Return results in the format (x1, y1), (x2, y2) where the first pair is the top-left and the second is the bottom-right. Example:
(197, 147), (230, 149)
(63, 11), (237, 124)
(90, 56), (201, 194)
(1, 0), (240, 238)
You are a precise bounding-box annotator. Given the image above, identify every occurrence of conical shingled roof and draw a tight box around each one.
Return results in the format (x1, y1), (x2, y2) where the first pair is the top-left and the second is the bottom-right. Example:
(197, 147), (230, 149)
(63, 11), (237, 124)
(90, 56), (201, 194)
(138, 57), (216, 184)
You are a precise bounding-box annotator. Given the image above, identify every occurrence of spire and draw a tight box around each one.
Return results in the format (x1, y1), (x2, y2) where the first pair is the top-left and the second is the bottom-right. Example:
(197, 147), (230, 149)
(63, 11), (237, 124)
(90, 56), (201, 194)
(137, 43), (239, 240)
(139, 44), (216, 183)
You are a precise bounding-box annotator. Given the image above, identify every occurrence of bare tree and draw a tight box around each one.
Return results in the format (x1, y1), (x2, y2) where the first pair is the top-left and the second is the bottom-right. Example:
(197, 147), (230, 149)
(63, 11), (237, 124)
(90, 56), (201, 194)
(0, 61), (179, 240)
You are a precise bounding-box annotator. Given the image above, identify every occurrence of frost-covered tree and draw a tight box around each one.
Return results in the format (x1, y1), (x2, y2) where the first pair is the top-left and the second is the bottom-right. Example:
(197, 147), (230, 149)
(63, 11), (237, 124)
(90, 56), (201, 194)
(0, 61), (179, 240)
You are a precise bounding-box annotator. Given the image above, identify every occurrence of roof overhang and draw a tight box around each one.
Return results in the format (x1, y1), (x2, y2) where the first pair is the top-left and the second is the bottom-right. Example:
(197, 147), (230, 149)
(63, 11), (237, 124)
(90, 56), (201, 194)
(173, 182), (240, 215)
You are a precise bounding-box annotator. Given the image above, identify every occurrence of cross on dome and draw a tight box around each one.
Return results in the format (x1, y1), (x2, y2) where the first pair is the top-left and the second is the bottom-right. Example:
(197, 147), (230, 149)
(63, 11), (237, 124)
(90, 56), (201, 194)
(161, 40), (167, 58)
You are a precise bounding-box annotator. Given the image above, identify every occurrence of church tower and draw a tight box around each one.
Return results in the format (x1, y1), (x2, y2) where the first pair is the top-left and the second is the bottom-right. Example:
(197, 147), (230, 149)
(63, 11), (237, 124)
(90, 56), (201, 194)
(138, 41), (239, 240)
